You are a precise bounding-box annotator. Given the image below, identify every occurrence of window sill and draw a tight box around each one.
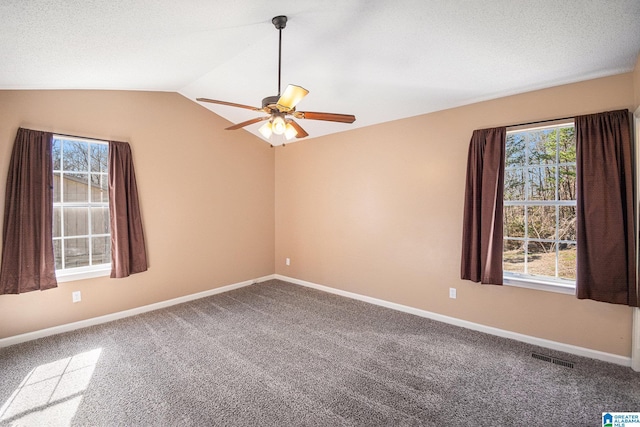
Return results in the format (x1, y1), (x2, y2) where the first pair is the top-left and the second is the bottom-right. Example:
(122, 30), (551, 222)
(503, 274), (575, 295)
(56, 265), (111, 283)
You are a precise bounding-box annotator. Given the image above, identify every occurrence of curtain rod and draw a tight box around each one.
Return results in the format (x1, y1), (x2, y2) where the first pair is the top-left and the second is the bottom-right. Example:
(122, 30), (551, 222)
(506, 109), (632, 130)
(505, 115), (575, 130)
(52, 131), (110, 143)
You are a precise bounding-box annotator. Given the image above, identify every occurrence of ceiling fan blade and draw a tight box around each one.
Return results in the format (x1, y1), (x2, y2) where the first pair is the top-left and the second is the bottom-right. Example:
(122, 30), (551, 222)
(295, 111), (356, 123)
(288, 120), (309, 139)
(225, 116), (270, 130)
(197, 98), (262, 112)
(276, 84), (309, 112)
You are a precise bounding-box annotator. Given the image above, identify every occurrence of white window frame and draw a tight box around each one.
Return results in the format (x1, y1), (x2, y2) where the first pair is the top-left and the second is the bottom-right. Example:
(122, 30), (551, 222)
(53, 135), (111, 282)
(503, 121), (577, 295)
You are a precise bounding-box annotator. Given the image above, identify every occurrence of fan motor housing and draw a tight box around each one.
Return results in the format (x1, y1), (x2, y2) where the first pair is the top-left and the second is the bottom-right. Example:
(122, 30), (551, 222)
(262, 95), (280, 109)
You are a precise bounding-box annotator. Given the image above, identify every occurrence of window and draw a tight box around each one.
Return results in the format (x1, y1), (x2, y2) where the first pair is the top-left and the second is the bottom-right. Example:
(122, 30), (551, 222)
(52, 136), (110, 279)
(503, 122), (576, 289)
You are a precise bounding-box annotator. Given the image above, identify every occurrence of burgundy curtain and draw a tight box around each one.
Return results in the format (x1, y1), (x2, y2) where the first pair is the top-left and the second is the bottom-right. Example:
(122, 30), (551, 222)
(461, 127), (506, 284)
(109, 141), (148, 278)
(575, 110), (637, 307)
(0, 128), (57, 294)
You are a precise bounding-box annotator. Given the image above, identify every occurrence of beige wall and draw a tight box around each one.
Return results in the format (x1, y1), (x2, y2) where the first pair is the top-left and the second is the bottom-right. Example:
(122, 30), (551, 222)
(0, 90), (275, 338)
(275, 73), (635, 357)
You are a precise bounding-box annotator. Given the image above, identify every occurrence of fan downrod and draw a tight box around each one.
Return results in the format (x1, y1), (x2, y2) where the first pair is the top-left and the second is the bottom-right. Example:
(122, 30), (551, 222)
(272, 16), (288, 95)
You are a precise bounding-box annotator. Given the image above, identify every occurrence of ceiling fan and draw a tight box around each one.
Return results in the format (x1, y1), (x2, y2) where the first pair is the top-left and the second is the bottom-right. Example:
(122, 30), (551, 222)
(197, 15), (356, 146)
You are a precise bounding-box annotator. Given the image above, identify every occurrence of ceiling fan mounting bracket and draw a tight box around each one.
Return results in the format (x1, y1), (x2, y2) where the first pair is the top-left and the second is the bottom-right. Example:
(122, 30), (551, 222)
(272, 15), (287, 30)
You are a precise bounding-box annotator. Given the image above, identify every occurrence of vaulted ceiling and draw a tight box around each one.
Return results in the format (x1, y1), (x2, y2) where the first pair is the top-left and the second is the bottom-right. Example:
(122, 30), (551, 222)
(1, 1), (639, 142)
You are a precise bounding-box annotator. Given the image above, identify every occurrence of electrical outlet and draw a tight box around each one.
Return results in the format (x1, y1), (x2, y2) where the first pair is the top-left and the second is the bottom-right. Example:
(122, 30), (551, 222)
(72, 291), (81, 303)
(286, 258), (290, 266)
(449, 288), (457, 299)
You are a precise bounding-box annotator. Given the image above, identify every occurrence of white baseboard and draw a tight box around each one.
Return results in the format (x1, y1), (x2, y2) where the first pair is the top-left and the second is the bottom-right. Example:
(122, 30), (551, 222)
(0, 274), (276, 348)
(275, 274), (631, 367)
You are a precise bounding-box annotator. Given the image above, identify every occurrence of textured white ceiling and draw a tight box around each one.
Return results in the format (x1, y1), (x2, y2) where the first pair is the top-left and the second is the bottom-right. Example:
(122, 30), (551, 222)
(1, 0), (639, 143)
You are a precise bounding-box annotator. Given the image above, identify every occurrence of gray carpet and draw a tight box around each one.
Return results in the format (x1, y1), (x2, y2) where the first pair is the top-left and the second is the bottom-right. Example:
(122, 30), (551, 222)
(0, 279), (638, 426)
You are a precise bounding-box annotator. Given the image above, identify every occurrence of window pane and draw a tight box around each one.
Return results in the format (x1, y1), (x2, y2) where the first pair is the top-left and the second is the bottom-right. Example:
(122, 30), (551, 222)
(53, 240), (62, 270)
(53, 207), (62, 238)
(53, 173), (61, 203)
(558, 166), (576, 200)
(63, 207), (88, 236)
(63, 140), (89, 172)
(558, 127), (576, 163)
(504, 205), (525, 238)
(64, 238), (90, 268)
(53, 139), (61, 170)
(526, 241), (556, 278)
(503, 240), (525, 274)
(506, 133), (525, 167)
(92, 237), (111, 265)
(90, 143), (108, 173)
(63, 173), (89, 202)
(528, 129), (557, 165)
(91, 207), (110, 234)
(558, 243), (577, 280)
(527, 206), (556, 240)
(559, 206), (576, 241)
(90, 173), (108, 202)
(505, 169), (525, 201)
(528, 166), (556, 200)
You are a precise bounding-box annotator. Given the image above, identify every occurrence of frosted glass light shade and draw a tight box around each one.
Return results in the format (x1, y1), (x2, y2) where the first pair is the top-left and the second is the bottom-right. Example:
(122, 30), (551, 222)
(284, 122), (297, 140)
(272, 115), (286, 135)
(259, 121), (273, 138)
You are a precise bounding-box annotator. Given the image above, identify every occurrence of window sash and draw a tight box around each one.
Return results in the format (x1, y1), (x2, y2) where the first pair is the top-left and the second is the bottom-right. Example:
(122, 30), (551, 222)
(52, 135), (110, 273)
(503, 124), (576, 287)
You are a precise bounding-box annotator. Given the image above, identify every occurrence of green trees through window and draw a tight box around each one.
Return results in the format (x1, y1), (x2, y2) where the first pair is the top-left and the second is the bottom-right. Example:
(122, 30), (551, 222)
(503, 124), (576, 282)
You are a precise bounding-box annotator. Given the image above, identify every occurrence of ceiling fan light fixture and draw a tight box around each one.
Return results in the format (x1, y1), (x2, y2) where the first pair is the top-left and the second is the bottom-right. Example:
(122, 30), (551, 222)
(277, 84), (309, 112)
(259, 121), (273, 139)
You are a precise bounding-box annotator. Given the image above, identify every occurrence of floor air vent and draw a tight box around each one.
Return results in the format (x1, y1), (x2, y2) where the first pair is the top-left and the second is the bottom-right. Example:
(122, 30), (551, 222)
(532, 352), (574, 368)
